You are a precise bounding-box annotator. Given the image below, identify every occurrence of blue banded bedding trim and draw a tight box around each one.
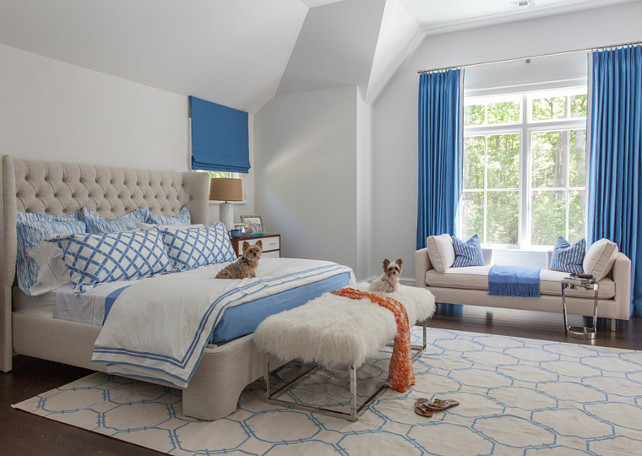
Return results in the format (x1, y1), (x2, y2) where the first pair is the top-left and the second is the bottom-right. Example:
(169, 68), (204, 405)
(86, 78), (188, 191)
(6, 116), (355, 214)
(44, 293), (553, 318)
(210, 272), (351, 344)
(488, 265), (541, 297)
(99, 272), (350, 343)
(92, 263), (352, 386)
(95, 264), (344, 366)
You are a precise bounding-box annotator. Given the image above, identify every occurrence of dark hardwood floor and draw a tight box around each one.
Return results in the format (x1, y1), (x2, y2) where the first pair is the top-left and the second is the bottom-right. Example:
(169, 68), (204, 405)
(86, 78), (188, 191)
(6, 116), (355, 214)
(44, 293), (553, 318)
(2, 306), (641, 456)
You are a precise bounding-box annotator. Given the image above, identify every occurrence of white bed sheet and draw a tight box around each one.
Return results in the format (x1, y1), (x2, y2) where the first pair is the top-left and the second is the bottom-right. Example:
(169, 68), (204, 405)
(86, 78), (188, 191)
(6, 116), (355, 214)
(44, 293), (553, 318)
(54, 280), (137, 326)
(50, 262), (233, 326)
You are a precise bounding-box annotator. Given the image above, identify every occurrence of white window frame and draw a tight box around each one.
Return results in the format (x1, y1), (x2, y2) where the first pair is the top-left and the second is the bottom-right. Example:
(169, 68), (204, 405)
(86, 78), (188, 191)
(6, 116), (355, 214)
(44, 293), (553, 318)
(460, 84), (588, 249)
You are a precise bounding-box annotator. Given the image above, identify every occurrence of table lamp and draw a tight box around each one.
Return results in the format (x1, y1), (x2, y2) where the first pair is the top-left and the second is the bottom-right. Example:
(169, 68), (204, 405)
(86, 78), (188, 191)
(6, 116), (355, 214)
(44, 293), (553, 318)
(209, 178), (243, 231)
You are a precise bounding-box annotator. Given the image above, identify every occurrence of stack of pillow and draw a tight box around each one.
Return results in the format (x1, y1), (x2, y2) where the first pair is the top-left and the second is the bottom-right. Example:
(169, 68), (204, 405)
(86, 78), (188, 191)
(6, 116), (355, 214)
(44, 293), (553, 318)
(426, 233), (485, 273)
(550, 236), (619, 281)
(426, 233), (620, 282)
(16, 206), (237, 296)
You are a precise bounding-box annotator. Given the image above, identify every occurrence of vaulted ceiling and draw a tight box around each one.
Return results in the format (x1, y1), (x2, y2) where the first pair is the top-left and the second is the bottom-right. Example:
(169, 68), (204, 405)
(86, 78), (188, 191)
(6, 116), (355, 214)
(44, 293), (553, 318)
(0, 0), (635, 113)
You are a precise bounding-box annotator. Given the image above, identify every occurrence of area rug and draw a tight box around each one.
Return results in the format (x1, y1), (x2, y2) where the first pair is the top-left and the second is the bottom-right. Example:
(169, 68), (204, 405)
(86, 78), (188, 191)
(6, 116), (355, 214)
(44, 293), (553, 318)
(13, 329), (642, 455)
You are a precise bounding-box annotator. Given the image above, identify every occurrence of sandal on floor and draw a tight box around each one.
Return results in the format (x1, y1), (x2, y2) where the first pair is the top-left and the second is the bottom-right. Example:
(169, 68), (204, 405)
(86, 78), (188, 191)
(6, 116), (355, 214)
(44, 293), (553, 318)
(422, 398), (459, 411)
(414, 401), (433, 418)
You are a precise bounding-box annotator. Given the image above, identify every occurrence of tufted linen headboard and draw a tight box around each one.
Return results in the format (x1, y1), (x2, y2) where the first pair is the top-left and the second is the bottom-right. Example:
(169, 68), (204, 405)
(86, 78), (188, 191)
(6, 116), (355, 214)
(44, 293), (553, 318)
(0, 155), (210, 372)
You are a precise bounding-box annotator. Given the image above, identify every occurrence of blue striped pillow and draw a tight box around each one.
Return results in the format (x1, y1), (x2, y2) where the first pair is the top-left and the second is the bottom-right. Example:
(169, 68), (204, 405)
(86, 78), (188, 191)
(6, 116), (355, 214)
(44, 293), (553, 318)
(16, 211), (86, 295)
(452, 234), (485, 267)
(51, 229), (171, 294)
(83, 207), (150, 233)
(146, 206), (191, 225)
(550, 237), (585, 274)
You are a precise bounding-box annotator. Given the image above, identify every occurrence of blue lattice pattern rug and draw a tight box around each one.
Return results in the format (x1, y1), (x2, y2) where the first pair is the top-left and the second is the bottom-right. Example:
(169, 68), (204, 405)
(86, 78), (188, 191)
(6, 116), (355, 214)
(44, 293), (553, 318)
(13, 328), (642, 455)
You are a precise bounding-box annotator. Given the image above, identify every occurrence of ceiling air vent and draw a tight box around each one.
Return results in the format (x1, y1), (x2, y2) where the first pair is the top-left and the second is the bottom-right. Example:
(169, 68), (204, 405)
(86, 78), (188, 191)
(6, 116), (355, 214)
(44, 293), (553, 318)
(511, 0), (534, 7)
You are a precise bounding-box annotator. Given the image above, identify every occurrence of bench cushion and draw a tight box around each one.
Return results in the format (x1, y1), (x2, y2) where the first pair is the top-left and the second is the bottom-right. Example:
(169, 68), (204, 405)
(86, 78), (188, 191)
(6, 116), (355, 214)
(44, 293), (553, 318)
(426, 267), (615, 299)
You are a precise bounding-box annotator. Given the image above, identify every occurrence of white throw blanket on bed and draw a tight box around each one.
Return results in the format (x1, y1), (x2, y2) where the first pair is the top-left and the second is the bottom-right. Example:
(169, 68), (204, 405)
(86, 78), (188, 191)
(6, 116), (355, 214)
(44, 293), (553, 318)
(91, 258), (354, 387)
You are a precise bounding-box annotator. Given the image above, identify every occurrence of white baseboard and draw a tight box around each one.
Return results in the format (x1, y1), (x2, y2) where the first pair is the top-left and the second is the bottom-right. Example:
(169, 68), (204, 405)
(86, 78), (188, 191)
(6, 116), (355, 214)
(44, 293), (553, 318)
(361, 276), (415, 286)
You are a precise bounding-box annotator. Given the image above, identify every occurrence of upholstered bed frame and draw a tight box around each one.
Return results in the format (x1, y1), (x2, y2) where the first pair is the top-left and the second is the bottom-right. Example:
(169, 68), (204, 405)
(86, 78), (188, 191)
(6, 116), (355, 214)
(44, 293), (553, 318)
(0, 155), (271, 420)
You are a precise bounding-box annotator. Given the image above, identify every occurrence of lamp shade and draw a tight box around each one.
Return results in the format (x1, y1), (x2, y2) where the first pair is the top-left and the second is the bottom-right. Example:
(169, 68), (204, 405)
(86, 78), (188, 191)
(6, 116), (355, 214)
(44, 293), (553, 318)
(209, 178), (243, 202)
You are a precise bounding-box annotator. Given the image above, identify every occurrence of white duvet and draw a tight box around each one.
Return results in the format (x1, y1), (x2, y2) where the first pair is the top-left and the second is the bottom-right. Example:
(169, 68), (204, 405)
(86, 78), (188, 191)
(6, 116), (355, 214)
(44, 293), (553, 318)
(91, 258), (354, 387)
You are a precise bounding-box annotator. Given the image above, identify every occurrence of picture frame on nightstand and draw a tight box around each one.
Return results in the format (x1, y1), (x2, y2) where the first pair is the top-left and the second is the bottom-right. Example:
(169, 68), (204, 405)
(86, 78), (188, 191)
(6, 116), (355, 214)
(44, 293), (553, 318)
(241, 215), (264, 235)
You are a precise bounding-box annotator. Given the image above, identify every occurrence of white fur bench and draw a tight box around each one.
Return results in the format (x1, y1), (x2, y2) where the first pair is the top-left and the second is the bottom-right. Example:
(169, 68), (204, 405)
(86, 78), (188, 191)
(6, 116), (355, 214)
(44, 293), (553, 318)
(254, 284), (436, 420)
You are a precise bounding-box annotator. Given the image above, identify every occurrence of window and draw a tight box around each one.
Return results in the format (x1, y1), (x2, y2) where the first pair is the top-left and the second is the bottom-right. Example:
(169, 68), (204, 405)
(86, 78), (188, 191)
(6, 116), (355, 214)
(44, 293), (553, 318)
(459, 87), (587, 248)
(197, 170), (240, 180)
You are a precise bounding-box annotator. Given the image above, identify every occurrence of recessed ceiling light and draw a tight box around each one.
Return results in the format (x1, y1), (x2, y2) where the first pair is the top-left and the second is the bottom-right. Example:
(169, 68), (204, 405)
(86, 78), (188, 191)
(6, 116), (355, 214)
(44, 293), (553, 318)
(511, 0), (535, 7)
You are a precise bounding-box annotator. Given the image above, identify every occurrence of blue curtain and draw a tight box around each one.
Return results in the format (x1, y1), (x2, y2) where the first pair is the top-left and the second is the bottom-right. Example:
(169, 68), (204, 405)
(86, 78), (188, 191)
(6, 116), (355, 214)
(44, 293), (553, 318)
(587, 45), (642, 317)
(417, 69), (462, 249)
(189, 96), (251, 173)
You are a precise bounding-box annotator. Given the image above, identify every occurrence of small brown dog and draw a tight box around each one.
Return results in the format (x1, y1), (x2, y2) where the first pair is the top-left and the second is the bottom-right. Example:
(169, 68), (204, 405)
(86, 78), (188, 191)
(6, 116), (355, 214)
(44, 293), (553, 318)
(216, 240), (263, 279)
(369, 258), (403, 293)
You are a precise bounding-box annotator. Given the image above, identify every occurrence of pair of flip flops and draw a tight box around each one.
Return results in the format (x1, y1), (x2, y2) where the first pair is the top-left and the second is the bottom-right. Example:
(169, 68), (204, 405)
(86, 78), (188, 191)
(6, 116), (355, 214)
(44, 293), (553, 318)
(414, 398), (459, 418)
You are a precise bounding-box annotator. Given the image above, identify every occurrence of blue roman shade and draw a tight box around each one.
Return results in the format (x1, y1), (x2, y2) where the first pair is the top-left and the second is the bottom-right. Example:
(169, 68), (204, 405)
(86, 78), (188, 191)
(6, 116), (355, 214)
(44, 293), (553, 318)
(189, 96), (251, 173)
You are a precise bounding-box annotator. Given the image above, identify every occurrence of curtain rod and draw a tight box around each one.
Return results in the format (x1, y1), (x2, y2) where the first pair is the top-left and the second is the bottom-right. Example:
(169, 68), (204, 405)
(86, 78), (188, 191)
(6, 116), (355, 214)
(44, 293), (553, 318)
(417, 40), (642, 74)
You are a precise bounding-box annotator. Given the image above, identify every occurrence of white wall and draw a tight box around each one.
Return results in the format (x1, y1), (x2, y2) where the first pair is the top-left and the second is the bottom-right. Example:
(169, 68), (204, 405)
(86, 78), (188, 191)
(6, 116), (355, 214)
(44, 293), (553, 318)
(372, 2), (642, 281)
(254, 86), (359, 273)
(356, 91), (373, 279)
(0, 43), (257, 224)
(0, 44), (188, 170)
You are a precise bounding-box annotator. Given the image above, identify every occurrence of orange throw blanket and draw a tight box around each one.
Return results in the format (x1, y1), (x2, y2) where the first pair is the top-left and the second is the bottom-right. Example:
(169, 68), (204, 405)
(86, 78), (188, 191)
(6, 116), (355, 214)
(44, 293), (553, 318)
(331, 287), (415, 392)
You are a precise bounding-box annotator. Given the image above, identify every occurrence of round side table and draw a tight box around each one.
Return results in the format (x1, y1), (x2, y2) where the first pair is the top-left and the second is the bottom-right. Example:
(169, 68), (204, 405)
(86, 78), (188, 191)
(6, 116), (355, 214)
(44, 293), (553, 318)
(561, 276), (599, 340)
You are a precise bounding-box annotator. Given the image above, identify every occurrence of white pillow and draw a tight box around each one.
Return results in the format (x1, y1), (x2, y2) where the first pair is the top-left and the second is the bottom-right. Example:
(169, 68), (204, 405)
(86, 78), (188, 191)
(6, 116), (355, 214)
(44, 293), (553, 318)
(27, 237), (72, 295)
(583, 238), (619, 281)
(426, 234), (455, 273)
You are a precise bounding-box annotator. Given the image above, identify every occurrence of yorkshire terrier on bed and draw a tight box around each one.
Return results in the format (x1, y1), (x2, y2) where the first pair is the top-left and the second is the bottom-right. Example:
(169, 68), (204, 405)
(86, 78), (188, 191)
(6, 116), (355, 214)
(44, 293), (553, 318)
(216, 240), (262, 279)
(369, 258), (403, 293)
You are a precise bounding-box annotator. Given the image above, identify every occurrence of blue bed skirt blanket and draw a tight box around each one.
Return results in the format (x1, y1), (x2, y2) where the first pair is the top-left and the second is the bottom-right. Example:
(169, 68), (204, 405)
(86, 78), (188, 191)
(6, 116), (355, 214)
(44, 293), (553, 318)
(488, 265), (541, 297)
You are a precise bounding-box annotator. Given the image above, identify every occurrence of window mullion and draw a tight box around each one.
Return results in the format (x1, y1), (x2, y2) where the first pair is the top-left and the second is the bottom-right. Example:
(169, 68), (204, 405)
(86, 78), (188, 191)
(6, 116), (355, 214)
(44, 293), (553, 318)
(521, 93), (530, 249)
(483, 136), (488, 244)
(565, 129), (571, 240)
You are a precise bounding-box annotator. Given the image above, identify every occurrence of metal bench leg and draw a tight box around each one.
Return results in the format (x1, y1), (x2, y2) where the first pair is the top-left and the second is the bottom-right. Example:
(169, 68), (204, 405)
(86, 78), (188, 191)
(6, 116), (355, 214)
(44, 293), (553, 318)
(350, 364), (357, 420)
(264, 324), (429, 421)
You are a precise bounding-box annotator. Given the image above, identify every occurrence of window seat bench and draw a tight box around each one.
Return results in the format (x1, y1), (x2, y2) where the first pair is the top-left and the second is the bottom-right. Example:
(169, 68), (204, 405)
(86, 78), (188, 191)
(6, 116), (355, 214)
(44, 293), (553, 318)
(414, 246), (631, 328)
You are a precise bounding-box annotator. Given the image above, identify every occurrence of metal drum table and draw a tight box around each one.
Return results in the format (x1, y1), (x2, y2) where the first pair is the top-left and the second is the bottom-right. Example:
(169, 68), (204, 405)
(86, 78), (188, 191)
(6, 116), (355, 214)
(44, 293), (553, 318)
(561, 276), (599, 340)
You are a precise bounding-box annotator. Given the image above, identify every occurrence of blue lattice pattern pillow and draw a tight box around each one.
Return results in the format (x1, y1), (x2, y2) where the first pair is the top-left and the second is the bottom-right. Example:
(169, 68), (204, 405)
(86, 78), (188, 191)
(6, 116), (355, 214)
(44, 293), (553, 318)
(452, 234), (485, 267)
(16, 210), (86, 295)
(550, 236), (585, 274)
(146, 206), (191, 225)
(83, 207), (150, 233)
(51, 229), (171, 294)
(159, 222), (236, 271)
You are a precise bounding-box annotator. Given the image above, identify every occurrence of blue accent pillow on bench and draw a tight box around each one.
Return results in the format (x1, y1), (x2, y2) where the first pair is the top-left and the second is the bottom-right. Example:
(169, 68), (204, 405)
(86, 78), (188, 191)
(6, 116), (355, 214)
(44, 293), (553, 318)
(453, 234), (484, 267)
(550, 236), (585, 274)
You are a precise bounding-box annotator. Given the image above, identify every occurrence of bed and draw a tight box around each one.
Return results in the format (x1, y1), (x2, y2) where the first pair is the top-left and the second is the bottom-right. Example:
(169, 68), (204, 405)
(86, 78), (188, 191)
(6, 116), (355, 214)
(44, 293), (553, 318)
(0, 155), (351, 420)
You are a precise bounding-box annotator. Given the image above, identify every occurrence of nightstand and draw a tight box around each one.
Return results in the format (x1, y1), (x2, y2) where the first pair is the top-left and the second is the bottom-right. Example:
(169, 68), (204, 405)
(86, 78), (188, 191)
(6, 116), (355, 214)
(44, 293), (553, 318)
(231, 234), (281, 258)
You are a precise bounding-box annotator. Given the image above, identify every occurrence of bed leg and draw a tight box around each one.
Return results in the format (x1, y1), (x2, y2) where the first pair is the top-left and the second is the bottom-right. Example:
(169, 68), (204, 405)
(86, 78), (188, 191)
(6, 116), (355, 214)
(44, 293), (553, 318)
(1, 288), (12, 373)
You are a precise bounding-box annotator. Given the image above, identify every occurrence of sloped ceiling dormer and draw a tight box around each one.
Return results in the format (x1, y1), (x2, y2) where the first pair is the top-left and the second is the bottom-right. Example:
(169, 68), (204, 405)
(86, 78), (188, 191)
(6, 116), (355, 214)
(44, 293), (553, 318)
(0, 0), (308, 113)
(275, 0), (387, 96)
(0, 0), (633, 113)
